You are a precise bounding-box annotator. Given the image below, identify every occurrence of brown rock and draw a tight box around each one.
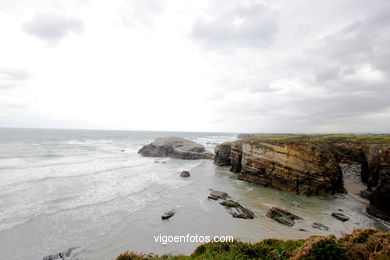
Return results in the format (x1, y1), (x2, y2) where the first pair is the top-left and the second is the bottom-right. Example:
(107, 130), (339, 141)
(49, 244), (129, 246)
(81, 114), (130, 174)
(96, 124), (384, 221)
(331, 212), (349, 222)
(266, 207), (302, 227)
(208, 190), (229, 200)
(138, 137), (214, 160)
(180, 171), (190, 177)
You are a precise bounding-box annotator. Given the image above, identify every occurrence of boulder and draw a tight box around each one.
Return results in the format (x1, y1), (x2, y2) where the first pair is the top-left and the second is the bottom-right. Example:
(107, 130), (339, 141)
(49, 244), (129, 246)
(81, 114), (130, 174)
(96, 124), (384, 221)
(138, 137), (214, 160)
(43, 247), (78, 260)
(180, 171), (190, 177)
(219, 200), (255, 219)
(208, 190), (229, 200)
(331, 212), (349, 222)
(266, 207), (302, 227)
(220, 200), (239, 207)
(312, 222), (329, 231)
(162, 209), (175, 220)
(228, 205), (255, 219)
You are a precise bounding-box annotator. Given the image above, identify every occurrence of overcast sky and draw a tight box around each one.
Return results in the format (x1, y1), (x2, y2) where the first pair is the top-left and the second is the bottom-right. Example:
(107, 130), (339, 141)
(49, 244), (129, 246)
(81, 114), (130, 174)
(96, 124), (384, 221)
(0, 0), (389, 133)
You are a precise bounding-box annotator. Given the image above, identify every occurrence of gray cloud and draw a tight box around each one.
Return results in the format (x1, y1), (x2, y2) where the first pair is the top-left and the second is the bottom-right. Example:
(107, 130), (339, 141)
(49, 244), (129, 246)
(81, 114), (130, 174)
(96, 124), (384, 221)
(0, 68), (30, 89)
(206, 1), (390, 132)
(191, 2), (278, 51)
(22, 12), (84, 45)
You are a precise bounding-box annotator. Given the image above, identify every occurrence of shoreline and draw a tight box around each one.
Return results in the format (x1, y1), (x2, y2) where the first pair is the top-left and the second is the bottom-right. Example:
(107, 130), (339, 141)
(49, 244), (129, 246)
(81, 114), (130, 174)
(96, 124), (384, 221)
(82, 160), (389, 259)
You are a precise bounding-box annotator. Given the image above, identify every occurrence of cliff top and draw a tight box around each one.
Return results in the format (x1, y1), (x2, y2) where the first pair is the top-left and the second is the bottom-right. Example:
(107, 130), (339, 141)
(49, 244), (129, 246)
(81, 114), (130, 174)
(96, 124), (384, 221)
(238, 134), (390, 145)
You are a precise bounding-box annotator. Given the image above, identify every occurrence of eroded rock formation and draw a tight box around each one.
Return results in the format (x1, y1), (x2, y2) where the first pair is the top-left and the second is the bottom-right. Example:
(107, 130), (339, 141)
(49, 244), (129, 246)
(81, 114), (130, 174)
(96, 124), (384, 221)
(138, 137), (214, 160)
(215, 139), (344, 195)
(214, 136), (390, 220)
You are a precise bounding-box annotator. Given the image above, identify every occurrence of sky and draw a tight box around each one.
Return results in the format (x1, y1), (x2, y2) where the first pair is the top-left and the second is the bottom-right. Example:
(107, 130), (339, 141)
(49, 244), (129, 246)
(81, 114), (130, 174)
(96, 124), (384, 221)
(0, 0), (389, 133)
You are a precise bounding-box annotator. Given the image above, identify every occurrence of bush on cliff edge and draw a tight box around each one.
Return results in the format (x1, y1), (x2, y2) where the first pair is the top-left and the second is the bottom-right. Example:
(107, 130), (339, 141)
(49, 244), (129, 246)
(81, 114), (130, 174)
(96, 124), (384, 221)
(115, 228), (390, 260)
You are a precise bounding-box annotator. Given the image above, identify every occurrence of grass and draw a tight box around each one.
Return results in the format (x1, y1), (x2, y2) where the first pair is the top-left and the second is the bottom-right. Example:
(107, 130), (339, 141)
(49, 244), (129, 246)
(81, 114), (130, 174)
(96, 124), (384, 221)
(238, 133), (390, 145)
(115, 228), (389, 260)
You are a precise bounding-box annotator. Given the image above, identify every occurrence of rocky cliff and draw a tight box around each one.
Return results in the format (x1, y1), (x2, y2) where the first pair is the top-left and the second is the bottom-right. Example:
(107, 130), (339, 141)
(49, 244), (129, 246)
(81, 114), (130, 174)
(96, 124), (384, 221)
(215, 139), (344, 195)
(214, 135), (390, 219)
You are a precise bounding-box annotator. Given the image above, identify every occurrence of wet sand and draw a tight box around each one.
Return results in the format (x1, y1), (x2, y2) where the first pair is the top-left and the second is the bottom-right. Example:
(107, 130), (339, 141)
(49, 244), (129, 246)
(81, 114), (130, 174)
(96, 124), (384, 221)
(81, 160), (389, 259)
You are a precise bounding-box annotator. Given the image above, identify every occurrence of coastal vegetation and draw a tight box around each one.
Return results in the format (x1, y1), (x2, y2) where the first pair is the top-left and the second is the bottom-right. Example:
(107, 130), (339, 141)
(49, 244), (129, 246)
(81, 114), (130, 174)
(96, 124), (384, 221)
(238, 133), (390, 144)
(115, 228), (390, 260)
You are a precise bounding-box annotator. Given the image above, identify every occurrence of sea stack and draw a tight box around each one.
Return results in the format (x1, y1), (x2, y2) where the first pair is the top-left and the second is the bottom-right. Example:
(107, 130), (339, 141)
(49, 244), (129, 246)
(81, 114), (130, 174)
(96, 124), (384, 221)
(138, 137), (214, 160)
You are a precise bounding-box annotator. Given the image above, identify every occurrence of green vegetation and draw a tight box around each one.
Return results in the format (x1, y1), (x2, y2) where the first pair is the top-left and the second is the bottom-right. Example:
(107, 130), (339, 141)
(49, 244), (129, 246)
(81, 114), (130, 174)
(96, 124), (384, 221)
(115, 228), (390, 260)
(240, 133), (390, 145)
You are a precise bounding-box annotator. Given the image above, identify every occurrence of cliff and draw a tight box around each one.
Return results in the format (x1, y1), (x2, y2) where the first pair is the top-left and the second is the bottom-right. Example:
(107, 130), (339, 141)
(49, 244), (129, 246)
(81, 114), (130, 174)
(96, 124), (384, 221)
(215, 138), (344, 195)
(214, 135), (390, 219)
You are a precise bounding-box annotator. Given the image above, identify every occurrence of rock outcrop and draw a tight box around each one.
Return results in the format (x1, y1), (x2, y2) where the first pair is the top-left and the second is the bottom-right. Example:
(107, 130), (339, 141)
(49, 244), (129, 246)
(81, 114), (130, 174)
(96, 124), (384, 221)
(331, 212), (350, 222)
(138, 137), (214, 160)
(43, 247), (78, 260)
(215, 139), (344, 195)
(214, 135), (390, 220)
(208, 190), (255, 219)
(161, 209), (175, 220)
(180, 171), (190, 177)
(266, 207), (302, 226)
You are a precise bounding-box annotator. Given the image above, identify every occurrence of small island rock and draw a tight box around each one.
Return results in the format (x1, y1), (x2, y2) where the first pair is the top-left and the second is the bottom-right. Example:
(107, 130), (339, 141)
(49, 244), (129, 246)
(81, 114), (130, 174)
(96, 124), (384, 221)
(138, 137), (214, 160)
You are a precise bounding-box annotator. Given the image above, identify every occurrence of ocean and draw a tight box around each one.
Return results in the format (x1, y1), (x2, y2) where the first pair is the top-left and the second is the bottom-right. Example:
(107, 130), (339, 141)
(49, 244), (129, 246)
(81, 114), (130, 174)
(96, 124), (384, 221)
(0, 128), (387, 259)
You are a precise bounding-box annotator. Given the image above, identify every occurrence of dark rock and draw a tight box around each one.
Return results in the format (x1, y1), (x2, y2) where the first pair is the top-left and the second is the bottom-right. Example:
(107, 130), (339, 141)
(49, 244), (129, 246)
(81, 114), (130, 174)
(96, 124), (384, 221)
(208, 190), (229, 200)
(214, 143), (231, 166)
(180, 171), (190, 177)
(162, 209), (175, 220)
(331, 212), (349, 222)
(220, 200), (239, 207)
(366, 205), (390, 221)
(299, 229), (307, 232)
(43, 247), (78, 260)
(360, 190), (373, 200)
(312, 222), (329, 231)
(266, 207), (302, 227)
(219, 200), (255, 219)
(368, 171), (390, 220)
(228, 206), (255, 219)
(138, 137), (214, 160)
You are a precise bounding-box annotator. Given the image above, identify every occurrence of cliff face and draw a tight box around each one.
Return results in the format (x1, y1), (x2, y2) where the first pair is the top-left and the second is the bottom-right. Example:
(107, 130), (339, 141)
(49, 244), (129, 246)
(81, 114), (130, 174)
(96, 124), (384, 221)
(214, 136), (390, 219)
(215, 140), (344, 195)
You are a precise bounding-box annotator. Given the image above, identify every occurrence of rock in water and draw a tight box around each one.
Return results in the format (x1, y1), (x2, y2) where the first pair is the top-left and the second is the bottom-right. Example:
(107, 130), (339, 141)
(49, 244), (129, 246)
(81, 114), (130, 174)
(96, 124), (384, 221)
(312, 222), (329, 231)
(43, 247), (78, 260)
(360, 190), (373, 200)
(219, 200), (255, 219)
(162, 209), (175, 220)
(180, 171), (190, 177)
(208, 190), (229, 200)
(138, 137), (214, 160)
(331, 212), (349, 222)
(227, 204), (255, 219)
(266, 207), (303, 227)
(220, 200), (239, 207)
